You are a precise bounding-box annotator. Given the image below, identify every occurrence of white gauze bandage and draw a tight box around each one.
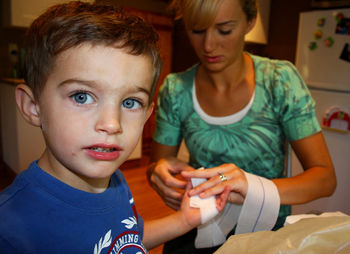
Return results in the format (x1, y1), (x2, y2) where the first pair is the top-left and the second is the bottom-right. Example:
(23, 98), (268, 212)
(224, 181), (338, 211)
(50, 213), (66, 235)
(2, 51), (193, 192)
(190, 177), (219, 224)
(190, 171), (281, 249)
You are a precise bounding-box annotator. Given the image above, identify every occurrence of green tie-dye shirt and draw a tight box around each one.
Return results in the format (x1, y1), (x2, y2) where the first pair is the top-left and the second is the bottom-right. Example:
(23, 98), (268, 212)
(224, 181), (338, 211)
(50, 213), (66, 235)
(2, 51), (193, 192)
(153, 54), (321, 227)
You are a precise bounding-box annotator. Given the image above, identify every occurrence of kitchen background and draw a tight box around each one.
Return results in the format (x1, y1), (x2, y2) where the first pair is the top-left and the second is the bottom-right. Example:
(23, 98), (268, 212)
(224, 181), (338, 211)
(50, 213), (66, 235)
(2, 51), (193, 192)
(0, 0), (316, 170)
(1, 0), (350, 215)
(0, 0), (314, 83)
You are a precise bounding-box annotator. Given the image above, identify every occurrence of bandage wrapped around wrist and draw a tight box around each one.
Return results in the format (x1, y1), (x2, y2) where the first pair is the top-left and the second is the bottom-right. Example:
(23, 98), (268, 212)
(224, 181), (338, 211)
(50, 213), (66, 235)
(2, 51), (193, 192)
(190, 172), (280, 248)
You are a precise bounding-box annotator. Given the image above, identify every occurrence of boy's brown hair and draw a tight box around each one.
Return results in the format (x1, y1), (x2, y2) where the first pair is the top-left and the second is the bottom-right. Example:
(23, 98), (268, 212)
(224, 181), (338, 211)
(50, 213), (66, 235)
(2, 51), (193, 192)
(24, 1), (161, 102)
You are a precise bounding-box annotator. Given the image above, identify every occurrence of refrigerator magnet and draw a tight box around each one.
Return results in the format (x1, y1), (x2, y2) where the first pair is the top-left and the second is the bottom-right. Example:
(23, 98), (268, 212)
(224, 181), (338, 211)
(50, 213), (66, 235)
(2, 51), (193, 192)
(317, 17), (326, 27)
(314, 29), (323, 39)
(324, 36), (334, 48)
(308, 41), (317, 50)
(322, 106), (350, 133)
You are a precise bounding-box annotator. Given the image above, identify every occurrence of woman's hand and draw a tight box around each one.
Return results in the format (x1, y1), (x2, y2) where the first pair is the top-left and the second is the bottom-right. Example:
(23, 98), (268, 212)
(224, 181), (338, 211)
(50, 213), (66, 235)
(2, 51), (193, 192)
(182, 163), (248, 205)
(147, 157), (195, 210)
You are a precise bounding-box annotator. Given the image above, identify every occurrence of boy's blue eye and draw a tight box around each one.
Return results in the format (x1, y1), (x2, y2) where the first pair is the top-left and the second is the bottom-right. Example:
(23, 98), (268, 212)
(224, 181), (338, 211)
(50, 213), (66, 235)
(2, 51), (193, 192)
(72, 92), (93, 104)
(122, 98), (142, 110)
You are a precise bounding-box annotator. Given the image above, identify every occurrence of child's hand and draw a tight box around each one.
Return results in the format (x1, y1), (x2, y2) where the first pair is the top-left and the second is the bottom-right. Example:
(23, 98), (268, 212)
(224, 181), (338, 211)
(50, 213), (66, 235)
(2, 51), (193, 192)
(179, 182), (230, 228)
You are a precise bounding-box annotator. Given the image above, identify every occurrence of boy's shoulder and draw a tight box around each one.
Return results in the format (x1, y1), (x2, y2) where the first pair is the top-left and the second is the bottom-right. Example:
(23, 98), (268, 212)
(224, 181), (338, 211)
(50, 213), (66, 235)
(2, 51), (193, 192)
(0, 170), (31, 207)
(0, 164), (127, 207)
(0, 165), (36, 210)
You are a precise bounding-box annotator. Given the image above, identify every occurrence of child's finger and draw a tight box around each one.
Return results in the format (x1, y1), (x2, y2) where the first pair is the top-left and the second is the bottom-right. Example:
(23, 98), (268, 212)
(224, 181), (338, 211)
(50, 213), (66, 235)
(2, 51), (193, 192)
(216, 186), (230, 212)
(184, 181), (193, 197)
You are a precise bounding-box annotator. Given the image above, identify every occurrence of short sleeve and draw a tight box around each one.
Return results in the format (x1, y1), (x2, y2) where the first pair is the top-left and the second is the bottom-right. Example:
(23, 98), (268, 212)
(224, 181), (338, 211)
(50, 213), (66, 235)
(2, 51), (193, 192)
(153, 74), (184, 146)
(272, 61), (321, 141)
(114, 170), (144, 238)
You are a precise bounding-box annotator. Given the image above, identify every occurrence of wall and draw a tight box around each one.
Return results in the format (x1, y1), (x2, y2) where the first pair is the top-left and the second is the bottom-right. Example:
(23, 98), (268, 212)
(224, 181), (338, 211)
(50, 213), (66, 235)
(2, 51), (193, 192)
(0, 83), (46, 173)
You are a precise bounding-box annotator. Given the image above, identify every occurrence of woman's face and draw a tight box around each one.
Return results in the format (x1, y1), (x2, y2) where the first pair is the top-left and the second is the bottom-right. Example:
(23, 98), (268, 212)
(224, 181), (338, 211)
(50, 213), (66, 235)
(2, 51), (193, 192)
(186, 0), (255, 72)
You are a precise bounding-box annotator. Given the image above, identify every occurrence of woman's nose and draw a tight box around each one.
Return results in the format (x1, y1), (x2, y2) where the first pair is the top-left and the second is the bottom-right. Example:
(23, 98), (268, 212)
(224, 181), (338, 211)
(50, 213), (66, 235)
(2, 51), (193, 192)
(95, 105), (122, 135)
(203, 31), (216, 53)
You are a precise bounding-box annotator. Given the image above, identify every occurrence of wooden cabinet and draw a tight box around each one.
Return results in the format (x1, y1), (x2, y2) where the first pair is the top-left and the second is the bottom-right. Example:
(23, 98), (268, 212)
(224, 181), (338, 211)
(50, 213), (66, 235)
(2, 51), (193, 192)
(1, 0), (94, 27)
(126, 8), (173, 158)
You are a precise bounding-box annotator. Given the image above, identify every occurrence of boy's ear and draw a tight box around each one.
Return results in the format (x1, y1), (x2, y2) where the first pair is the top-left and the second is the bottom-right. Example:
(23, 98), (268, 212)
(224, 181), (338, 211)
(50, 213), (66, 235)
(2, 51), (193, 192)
(145, 102), (154, 122)
(15, 84), (41, 127)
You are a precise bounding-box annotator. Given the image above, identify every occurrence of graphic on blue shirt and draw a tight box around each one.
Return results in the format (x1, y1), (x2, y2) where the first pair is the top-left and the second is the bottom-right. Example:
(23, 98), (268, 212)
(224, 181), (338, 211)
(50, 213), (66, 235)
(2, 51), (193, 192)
(94, 218), (147, 254)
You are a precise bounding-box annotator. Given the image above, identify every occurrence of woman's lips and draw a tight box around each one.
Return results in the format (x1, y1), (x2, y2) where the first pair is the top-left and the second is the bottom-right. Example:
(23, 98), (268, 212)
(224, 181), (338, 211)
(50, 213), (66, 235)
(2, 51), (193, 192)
(84, 144), (122, 161)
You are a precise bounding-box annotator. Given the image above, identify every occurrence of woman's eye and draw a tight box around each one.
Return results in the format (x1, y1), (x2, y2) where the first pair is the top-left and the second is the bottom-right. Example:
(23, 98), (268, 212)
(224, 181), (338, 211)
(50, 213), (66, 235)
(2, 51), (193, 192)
(72, 92), (94, 104)
(122, 98), (142, 110)
(191, 29), (205, 34)
(219, 30), (232, 35)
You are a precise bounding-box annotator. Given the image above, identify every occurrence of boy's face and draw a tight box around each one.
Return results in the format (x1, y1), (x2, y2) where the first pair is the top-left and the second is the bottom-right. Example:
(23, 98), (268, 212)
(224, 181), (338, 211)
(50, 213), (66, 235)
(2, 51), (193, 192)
(36, 44), (154, 192)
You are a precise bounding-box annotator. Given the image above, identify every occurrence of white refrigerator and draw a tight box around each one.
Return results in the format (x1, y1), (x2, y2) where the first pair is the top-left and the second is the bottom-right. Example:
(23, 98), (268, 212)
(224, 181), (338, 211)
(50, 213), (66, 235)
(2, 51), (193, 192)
(293, 8), (350, 215)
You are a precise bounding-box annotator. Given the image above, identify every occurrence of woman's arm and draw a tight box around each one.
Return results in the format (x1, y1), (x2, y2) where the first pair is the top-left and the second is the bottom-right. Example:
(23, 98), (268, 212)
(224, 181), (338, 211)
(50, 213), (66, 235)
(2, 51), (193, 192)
(273, 131), (336, 204)
(147, 141), (195, 210)
(182, 132), (336, 206)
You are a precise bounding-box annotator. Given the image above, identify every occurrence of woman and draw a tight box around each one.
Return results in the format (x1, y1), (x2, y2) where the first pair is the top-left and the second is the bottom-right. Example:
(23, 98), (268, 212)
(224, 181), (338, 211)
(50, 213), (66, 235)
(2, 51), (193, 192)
(147, 0), (336, 253)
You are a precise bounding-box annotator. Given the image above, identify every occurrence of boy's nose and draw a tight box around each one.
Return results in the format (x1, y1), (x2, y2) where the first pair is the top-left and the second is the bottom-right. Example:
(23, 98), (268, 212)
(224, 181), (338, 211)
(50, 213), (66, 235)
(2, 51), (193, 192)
(95, 105), (122, 135)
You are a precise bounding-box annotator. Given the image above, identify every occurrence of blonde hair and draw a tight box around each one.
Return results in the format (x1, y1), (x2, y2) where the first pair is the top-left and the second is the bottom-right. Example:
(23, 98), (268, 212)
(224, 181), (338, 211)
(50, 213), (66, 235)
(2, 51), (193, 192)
(169, 0), (257, 29)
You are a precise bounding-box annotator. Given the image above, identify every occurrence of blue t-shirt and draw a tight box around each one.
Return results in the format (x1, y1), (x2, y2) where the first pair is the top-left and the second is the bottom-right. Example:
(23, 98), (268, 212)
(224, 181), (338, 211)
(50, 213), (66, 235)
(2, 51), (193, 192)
(0, 161), (147, 254)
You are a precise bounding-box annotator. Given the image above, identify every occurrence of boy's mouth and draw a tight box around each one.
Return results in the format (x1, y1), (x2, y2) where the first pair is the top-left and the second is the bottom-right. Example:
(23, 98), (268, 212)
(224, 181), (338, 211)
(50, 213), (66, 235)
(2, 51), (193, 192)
(88, 147), (117, 153)
(85, 144), (122, 160)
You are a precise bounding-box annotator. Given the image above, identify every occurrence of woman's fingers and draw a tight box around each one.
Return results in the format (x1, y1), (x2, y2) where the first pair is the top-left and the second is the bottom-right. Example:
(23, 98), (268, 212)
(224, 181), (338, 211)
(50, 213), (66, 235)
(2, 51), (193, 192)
(182, 167), (220, 179)
(151, 173), (184, 209)
(182, 163), (248, 205)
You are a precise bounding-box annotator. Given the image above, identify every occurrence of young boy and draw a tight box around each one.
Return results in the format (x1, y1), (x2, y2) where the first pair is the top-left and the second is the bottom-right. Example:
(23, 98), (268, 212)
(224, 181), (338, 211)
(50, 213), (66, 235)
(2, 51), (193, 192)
(0, 2), (228, 253)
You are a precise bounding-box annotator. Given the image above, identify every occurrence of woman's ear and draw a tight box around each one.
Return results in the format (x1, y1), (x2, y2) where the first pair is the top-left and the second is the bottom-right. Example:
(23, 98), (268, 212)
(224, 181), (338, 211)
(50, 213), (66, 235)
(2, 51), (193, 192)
(245, 17), (257, 34)
(15, 84), (41, 127)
